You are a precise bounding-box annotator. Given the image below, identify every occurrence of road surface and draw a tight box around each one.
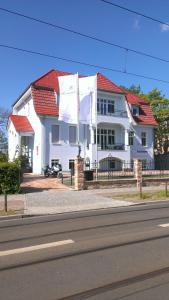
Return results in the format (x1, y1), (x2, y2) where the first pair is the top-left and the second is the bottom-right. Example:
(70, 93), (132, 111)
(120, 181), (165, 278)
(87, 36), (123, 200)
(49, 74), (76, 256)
(1, 201), (169, 299)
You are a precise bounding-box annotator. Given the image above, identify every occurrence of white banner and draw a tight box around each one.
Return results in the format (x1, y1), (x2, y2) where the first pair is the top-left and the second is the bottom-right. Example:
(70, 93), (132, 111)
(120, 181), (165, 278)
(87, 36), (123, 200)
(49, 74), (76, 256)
(79, 75), (97, 124)
(58, 74), (78, 124)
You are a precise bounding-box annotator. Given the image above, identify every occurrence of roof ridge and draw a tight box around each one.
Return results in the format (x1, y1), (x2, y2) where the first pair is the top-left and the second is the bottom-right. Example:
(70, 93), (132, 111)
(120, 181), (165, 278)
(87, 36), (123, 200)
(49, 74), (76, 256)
(31, 69), (55, 85)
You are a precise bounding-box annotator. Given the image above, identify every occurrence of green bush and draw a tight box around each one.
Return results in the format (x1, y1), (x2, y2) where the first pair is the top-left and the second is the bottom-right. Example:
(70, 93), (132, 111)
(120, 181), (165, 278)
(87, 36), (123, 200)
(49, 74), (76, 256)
(0, 153), (8, 163)
(0, 162), (21, 194)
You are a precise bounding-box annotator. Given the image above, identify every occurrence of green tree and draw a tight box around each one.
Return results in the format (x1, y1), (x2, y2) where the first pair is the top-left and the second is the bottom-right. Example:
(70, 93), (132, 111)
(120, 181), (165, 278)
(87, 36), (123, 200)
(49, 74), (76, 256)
(144, 89), (169, 154)
(122, 86), (169, 154)
(120, 84), (143, 95)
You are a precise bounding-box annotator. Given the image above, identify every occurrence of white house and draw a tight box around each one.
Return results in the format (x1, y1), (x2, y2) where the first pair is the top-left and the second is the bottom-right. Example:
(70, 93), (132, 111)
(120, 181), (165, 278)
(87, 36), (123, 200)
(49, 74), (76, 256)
(8, 69), (158, 174)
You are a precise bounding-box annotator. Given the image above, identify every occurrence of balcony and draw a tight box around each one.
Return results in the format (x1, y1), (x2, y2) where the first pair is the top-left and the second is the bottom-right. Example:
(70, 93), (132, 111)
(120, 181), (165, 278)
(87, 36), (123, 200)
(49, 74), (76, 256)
(98, 144), (125, 151)
(97, 110), (127, 118)
(97, 110), (130, 128)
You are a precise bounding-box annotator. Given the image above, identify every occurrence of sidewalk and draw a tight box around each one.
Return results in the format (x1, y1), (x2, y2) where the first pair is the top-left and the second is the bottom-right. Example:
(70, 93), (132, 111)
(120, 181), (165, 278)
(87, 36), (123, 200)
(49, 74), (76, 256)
(24, 185), (166, 215)
(0, 185), (167, 216)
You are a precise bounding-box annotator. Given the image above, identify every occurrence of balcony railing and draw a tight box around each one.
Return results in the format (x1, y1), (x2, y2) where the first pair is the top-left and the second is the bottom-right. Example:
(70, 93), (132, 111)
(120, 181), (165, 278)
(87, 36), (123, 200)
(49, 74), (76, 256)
(97, 110), (127, 118)
(98, 144), (125, 151)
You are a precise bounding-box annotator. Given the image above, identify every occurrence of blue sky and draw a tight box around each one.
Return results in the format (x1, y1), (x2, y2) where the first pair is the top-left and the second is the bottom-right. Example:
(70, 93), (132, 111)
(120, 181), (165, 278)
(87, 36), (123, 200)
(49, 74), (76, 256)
(1, 0), (169, 109)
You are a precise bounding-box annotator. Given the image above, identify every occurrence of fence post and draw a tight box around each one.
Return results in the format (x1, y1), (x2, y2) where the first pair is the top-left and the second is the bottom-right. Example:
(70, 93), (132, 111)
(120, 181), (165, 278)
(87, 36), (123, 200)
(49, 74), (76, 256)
(134, 159), (143, 198)
(4, 192), (7, 212)
(74, 157), (85, 191)
(165, 180), (168, 197)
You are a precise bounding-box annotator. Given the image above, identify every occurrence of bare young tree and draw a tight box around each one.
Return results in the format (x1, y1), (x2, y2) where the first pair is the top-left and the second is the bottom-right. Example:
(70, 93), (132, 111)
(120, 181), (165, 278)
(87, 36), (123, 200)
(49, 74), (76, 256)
(0, 107), (10, 148)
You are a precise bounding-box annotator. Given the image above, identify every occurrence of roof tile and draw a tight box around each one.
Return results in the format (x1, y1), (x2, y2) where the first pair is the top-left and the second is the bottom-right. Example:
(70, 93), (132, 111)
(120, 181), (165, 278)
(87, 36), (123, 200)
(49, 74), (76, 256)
(10, 115), (34, 132)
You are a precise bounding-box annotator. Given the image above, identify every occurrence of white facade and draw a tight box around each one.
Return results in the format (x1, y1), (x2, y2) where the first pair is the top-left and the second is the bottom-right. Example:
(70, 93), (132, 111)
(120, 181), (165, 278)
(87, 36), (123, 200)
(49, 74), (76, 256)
(8, 88), (155, 174)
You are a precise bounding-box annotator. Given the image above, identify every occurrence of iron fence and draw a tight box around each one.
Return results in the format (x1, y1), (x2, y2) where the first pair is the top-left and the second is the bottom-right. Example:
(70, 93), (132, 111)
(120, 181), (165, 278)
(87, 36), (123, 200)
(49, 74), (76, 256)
(90, 160), (134, 181)
(143, 160), (169, 178)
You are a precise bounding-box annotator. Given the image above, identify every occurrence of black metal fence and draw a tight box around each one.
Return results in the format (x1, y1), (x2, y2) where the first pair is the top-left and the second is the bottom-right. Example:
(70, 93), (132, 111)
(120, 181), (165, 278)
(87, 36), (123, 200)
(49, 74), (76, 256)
(90, 160), (134, 181)
(143, 160), (169, 178)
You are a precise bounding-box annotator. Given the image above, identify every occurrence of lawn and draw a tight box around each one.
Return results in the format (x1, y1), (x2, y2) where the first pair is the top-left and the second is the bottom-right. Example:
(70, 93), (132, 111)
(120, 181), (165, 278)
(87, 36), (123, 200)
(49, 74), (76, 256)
(112, 190), (169, 202)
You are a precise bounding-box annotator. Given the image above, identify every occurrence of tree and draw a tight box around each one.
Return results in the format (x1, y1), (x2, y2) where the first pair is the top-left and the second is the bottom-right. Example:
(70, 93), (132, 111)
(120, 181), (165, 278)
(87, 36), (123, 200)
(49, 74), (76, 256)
(144, 89), (169, 154)
(122, 86), (169, 154)
(120, 84), (143, 95)
(0, 107), (9, 152)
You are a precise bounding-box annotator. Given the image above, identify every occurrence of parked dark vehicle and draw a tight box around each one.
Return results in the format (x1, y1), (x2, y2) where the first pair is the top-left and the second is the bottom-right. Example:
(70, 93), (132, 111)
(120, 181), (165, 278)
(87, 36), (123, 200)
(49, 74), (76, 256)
(43, 163), (63, 178)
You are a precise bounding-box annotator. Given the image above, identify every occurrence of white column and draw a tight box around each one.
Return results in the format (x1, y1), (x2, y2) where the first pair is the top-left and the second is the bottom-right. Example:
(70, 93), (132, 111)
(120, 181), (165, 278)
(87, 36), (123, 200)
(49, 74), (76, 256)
(124, 129), (129, 150)
(41, 118), (46, 171)
(90, 126), (95, 144)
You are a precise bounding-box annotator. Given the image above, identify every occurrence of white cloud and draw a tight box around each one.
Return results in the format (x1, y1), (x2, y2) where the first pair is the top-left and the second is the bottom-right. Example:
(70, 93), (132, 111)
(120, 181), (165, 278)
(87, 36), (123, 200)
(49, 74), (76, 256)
(133, 17), (140, 30)
(160, 23), (169, 32)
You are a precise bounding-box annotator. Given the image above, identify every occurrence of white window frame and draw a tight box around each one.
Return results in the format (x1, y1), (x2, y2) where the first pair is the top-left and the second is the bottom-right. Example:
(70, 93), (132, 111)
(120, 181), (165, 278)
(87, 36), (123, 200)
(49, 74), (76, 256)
(94, 128), (115, 149)
(69, 125), (77, 145)
(51, 125), (60, 144)
(141, 132), (147, 147)
(132, 105), (139, 116)
(128, 131), (134, 146)
(97, 98), (115, 116)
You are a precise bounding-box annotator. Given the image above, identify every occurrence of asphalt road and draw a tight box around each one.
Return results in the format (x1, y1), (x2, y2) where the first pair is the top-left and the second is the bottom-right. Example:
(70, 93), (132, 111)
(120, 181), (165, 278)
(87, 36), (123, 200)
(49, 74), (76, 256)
(2, 201), (169, 299)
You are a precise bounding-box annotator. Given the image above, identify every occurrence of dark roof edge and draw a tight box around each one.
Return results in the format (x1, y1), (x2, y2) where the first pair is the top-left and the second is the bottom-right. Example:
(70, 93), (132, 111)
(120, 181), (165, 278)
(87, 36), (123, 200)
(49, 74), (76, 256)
(12, 84), (31, 107)
(97, 88), (124, 95)
(32, 84), (54, 92)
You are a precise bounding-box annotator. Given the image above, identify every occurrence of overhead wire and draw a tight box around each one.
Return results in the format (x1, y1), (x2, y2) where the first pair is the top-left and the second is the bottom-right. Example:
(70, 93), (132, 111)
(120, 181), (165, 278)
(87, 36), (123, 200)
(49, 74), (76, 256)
(100, 0), (169, 27)
(1, 43), (169, 84)
(0, 6), (169, 64)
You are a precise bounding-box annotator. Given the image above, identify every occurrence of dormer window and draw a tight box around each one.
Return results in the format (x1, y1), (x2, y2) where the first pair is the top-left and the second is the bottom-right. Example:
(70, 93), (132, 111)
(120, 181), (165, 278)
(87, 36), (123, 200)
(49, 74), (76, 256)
(132, 105), (139, 116)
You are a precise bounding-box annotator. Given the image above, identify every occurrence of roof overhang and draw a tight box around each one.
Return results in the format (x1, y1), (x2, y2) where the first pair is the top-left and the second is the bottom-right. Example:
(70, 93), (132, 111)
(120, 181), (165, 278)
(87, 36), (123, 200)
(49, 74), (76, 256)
(12, 87), (31, 111)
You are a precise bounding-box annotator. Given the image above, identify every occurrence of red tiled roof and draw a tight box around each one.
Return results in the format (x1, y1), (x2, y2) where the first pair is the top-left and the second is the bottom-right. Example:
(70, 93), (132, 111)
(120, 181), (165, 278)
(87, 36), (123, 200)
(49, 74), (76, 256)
(10, 115), (34, 132)
(97, 73), (123, 94)
(125, 91), (158, 126)
(15, 69), (157, 125)
(32, 69), (70, 92)
(31, 85), (58, 116)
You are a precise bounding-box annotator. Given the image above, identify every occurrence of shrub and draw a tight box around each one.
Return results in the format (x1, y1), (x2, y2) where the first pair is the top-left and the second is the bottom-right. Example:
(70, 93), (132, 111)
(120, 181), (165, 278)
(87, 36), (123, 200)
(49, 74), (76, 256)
(0, 162), (21, 194)
(0, 153), (8, 163)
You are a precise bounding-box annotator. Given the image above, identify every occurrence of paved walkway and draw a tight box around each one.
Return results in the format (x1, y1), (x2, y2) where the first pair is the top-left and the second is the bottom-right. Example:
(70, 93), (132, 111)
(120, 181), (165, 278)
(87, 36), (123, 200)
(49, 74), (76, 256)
(24, 185), (167, 215)
(0, 194), (24, 212)
(24, 189), (133, 215)
(0, 184), (168, 216)
(21, 173), (70, 192)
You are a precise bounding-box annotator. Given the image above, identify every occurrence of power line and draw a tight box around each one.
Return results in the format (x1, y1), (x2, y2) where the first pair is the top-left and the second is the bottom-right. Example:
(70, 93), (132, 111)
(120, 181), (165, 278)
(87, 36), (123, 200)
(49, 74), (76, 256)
(0, 6), (169, 64)
(100, 0), (169, 27)
(1, 43), (169, 84)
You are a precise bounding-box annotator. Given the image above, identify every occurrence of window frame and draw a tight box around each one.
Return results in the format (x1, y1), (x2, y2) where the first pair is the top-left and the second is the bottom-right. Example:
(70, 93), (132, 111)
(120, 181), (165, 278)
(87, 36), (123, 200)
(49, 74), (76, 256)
(51, 159), (59, 167)
(51, 125), (60, 144)
(132, 105), (139, 116)
(69, 125), (77, 145)
(97, 98), (115, 116)
(94, 128), (115, 149)
(128, 131), (134, 146)
(141, 132), (147, 147)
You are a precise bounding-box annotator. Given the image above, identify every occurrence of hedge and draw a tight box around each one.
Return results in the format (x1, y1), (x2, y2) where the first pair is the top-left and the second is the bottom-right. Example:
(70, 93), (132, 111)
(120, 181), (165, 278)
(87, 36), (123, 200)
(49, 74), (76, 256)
(0, 162), (21, 194)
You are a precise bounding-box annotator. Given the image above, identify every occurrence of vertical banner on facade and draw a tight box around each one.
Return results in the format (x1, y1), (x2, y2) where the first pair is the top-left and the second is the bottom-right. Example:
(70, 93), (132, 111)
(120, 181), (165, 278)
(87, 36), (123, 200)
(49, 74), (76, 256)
(79, 75), (97, 125)
(58, 74), (78, 124)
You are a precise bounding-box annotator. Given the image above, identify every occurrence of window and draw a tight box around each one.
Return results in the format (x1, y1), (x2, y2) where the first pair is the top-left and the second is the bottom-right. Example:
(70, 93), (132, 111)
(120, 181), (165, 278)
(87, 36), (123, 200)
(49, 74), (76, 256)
(69, 159), (74, 170)
(51, 125), (59, 143)
(128, 131), (134, 146)
(51, 159), (59, 167)
(141, 132), (147, 146)
(132, 105), (139, 116)
(108, 100), (114, 114)
(97, 98), (115, 115)
(94, 128), (115, 150)
(109, 160), (115, 170)
(69, 126), (77, 144)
